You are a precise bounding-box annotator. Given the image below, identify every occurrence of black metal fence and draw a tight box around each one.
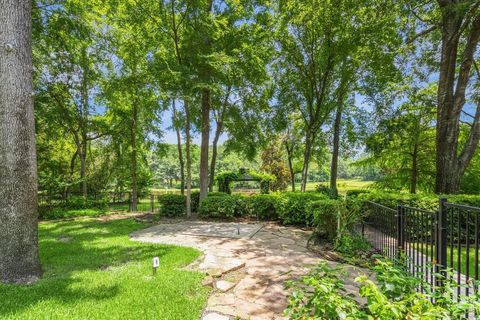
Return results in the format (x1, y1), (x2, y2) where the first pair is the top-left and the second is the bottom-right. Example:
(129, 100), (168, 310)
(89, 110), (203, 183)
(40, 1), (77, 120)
(363, 198), (480, 302)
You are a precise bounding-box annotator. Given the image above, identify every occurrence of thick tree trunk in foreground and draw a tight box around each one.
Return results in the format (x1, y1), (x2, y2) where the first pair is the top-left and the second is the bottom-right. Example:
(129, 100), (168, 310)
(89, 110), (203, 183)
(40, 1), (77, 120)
(184, 100), (192, 217)
(199, 88), (210, 200)
(172, 101), (185, 195)
(435, 2), (480, 194)
(329, 104), (342, 193)
(0, 0), (42, 283)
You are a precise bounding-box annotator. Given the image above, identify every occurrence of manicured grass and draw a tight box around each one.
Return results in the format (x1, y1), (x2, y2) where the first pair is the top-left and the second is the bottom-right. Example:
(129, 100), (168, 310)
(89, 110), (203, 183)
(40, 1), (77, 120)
(415, 243), (479, 278)
(0, 218), (209, 320)
(300, 179), (374, 193)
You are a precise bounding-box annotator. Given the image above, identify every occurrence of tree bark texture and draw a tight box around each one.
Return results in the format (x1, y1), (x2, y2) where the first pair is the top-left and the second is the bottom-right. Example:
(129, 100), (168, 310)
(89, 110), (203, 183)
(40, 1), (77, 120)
(410, 143), (418, 194)
(300, 131), (315, 192)
(184, 100), (192, 217)
(329, 104), (342, 192)
(284, 140), (296, 192)
(435, 1), (480, 193)
(199, 88), (210, 200)
(0, 0), (42, 283)
(130, 97), (138, 211)
(172, 101), (185, 195)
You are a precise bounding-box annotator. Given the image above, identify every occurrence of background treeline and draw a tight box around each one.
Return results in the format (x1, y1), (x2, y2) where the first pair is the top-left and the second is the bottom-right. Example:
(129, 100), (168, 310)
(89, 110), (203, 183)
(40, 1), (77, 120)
(33, 0), (480, 216)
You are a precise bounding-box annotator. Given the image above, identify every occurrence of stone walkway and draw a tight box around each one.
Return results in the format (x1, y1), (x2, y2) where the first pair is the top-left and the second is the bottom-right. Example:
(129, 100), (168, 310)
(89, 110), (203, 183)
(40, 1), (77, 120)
(131, 220), (365, 320)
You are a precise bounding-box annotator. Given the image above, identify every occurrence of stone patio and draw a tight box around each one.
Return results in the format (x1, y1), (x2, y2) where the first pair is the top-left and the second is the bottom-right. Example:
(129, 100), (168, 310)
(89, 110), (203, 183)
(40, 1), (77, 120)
(130, 220), (367, 320)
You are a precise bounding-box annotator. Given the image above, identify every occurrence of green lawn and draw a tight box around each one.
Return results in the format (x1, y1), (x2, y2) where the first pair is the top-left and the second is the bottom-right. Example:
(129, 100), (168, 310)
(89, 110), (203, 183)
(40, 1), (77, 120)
(415, 244), (479, 278)
(301, 179), (373, 193)
(0, 218), (209, 320)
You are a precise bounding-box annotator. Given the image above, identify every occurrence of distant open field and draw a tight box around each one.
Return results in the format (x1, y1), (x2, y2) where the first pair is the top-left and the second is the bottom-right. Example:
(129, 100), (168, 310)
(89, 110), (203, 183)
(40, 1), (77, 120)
(152, 179), (374, 195)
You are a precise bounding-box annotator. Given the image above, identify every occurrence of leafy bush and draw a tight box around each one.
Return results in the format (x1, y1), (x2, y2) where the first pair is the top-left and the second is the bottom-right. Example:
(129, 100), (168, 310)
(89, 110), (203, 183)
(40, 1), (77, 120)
(246, 194), (279, 220)
(158, 194), (186, 217)
(191, 191), (200, 213)
(198, 194), (247, 219)
(285, 259), (480, 320)
(207, 192), (229, 197)
(306, 199), (340, 241)
(334, 233), (371, 257)
(345, 188), (371, 198)
(352, 191), (480, 212)
(285, 262), (363, 319)
(39, 196), (108, 220)
(315, 184), (338, 199)
(275, 192), (329, 225)
(39, 208), (105, 220)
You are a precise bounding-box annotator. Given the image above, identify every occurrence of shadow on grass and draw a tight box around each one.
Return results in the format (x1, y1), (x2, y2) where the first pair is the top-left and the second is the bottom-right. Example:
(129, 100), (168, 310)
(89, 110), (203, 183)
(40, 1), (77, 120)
(0, 218), (178, 318)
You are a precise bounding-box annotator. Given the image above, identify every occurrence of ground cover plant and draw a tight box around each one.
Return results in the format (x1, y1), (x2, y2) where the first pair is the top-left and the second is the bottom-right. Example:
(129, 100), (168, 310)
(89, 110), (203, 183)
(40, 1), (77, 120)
(0, 218), (209, 320)
(285, 259), (480, 320)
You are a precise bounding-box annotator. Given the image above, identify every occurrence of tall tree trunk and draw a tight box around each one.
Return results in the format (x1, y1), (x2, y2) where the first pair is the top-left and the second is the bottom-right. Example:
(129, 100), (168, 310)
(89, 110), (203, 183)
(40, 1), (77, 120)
(130, 98), (138, 211)
(300, 131), (314, 192)
(0, 0), (42, 283)
(199, 88), (210, 200)
(184, 100), (192, 217)
(64, 149), (78, 199)
(80, 47), (89, 198)
(329, 104), (342, 193)
(172, 100), (185, 195)
(79, 134), (87, 197)
(410, 143), (418, 194)
(284, 142), (295, 191)
(209, 120), (222, 192)
(435, 3), (480, 193)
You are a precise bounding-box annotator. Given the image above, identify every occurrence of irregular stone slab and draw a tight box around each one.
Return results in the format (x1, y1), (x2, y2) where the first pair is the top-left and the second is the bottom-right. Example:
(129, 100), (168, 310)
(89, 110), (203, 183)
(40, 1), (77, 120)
(216, 280), (236, 292)
(131, 221), (367, 320)
(202, 275), (214, 287)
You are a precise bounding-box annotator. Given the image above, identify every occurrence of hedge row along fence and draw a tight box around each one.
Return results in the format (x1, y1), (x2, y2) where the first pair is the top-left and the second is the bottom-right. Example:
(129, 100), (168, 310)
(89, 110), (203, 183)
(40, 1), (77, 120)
(157, 191), (342, 241)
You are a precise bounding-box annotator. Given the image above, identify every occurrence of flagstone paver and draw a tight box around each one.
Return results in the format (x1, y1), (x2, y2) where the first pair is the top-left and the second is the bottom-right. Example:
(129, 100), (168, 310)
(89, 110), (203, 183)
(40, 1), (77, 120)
(131, 221), (366, 320)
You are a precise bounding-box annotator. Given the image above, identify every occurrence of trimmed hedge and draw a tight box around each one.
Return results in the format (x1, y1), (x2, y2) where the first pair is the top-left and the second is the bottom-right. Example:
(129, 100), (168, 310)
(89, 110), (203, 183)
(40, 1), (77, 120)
(350, 191), (480, 212)
(345, 189), (371, 198)
(246, 194), (279, 220)
(306, 199), (340, 241)
(275, 192), (329, 225)
(158, 194), (186, 217)
(198, 194), (247, 219)
(39, 196), (108, 220)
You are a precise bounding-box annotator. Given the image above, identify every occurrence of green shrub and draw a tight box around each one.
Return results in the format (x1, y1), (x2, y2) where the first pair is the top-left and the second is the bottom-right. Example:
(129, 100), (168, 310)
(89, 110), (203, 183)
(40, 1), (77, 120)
(191, 191), (200, 212)
(346, 188), (371, 198)
(353, 191), (480, 212)
(315, 184), (338, 199)
(246, 194), (279, 220)
(285, 259), (480, 320)
(207, 192), (229, 197)
(158, 194), (186, 217)
(334, 233), (371, 257)
(276, 192), (329, 225)
(39, 208), (105, 220)
(198, 194), (247, 219)
(39, 196), (108, 220)
(306, 199), (340, 241)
